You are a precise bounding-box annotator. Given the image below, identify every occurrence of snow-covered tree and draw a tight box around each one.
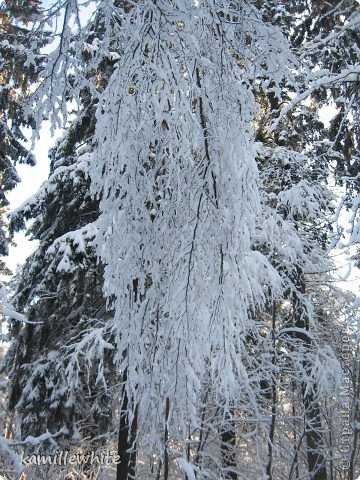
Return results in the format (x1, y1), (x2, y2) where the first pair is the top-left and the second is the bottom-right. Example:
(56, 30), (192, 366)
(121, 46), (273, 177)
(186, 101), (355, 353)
(0, 0), (44, 266)
(252, 4), (360, 476)
(3, 5), (141, 478)
(6, 73), (117, 455)
(85, 2), (295, 477)
(258, 0), (360, 255)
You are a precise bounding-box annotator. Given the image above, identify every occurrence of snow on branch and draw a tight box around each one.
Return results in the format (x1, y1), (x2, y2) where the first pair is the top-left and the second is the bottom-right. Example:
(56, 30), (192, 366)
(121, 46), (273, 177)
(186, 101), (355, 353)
(0, 287), (42, 324)
(269, 66), (360, 133)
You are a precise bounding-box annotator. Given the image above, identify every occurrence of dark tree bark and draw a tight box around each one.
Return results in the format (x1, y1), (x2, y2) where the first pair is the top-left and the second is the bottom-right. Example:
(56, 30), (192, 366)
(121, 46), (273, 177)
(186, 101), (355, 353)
(117, 370), (138, 480)
(221, 411), (237, 480)
(293, 266), (327, 480)
(302, 395), (328, 480)
(266, 302), (278, 480)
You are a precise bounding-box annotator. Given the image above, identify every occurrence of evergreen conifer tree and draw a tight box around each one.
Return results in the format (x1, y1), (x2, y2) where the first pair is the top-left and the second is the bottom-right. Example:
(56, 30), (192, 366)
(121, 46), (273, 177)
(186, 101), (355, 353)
(0, 0), (43, 265)
(6, 7), (120, 459)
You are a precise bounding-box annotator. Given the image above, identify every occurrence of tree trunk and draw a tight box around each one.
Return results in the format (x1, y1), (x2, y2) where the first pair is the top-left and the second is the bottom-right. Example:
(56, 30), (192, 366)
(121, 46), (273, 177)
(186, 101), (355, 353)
(293, 266), (327, 480)
(266, 302), (277, 480)
(303, 394), (327, 480)
(348, 341), (359, 480)
(117, 371), (138, 480)
(221, 411), (237, 480)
